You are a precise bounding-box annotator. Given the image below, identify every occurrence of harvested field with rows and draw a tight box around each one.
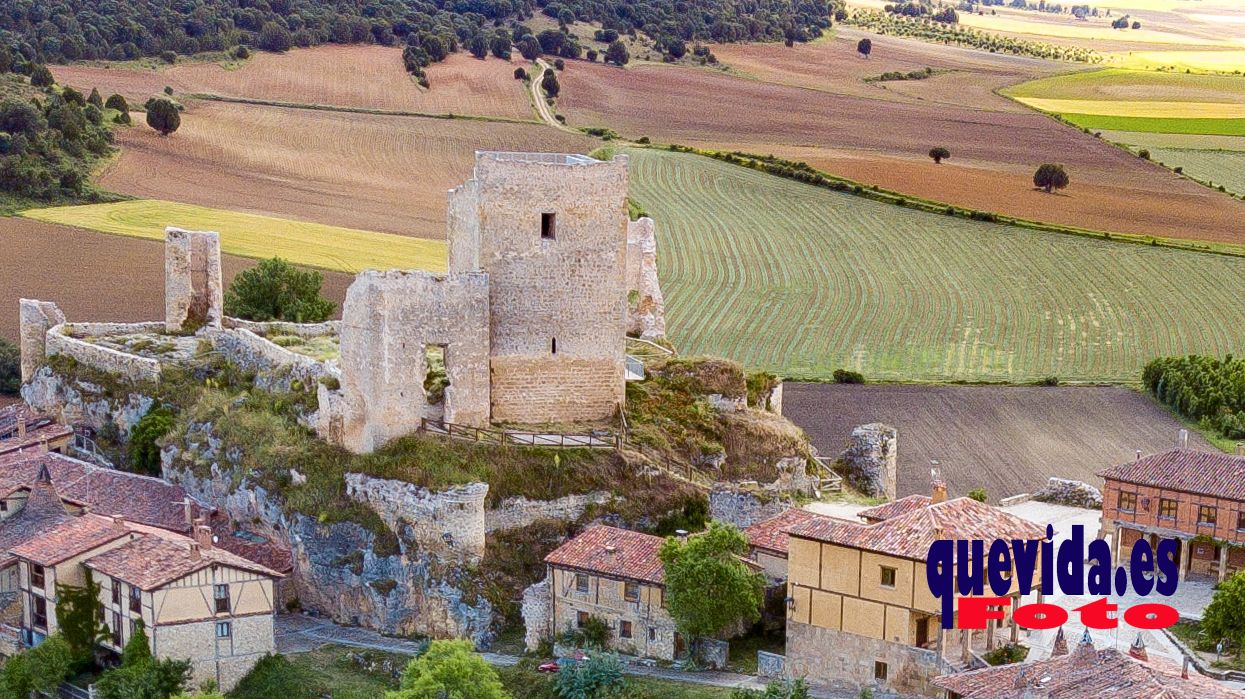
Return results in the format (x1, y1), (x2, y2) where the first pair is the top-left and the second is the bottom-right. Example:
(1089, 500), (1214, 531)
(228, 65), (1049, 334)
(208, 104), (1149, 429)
(52, 47), (534, 120)
(557, 43), (1245, 244)
(0, 218), (352, 342)
(98, 100), (594, 238)
(628, 148), (1245, 384)
(783, 383), (1214, 500)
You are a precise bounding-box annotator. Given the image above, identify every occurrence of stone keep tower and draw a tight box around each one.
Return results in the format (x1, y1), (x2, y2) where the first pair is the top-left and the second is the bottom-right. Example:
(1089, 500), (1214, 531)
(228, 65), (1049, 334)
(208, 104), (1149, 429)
(447, 152), (629, 424)
(165, 227), (223, 333)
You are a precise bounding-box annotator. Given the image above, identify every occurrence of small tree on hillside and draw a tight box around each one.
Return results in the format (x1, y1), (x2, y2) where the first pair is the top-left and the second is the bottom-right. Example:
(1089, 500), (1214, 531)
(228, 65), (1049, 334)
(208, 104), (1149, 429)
(541, 70), (560, 98)
(30, 64), (55, 88)
(146, 98), (180, 136)
(928, 147), (950, 164)
(857, 38), (872, 58)
(1203, 571), (1245, 657)
(659, 522), (764, 638)
(105, 93), (131, 124)
(1033, 163), (1069, 193)
(604, 39), (629, 66)
(88, 87), (103, 108)
(224, 257), (336, 323)
(386, 640), (507, 699)
(128, 407), (175, 476)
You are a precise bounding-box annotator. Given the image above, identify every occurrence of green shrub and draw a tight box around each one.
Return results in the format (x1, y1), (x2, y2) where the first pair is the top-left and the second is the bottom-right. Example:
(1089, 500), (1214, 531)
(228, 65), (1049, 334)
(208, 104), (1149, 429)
(128, 407), (175, 476)
(224, 258), (336, 323)
(832, 369), (864, 384)
(0, 337), (19, 395)
(1035, 376), (1059, 387)
(983, 643), (1028, 665)
(968, 487), (987, 503)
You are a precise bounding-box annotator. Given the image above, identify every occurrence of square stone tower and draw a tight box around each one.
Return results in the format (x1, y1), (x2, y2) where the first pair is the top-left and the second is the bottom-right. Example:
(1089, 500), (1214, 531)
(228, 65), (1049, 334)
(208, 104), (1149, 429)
(447, 152), (629, 424)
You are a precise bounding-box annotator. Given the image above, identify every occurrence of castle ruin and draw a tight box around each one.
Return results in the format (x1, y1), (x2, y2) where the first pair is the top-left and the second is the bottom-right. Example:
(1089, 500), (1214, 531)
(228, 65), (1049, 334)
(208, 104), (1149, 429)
(19, 151), (667, 456)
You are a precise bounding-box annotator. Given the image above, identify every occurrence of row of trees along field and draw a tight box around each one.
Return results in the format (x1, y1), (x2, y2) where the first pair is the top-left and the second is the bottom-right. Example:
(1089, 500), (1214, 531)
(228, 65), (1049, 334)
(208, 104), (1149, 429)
(0, 0), (840, 67)
(1144, 355), (1245, 440)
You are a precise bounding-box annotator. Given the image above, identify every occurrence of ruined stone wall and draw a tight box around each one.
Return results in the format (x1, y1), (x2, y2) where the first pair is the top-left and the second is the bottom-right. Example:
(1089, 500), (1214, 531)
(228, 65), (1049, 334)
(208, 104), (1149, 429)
(212, 329), (333, 392)
(343, 473), (488, 559)
(18, 299), (65, 382)
(625, 217), (666, 340)
(447, 152), (628, 424)
(323, 270), (490, 453)
(222, 318), (340, 338)
(165, 228), (223, 333)
(45, 324), (163, 383)
(521, 578), (551, 651)
(485, 491), (611, 533)
(836, 424), (897, 501)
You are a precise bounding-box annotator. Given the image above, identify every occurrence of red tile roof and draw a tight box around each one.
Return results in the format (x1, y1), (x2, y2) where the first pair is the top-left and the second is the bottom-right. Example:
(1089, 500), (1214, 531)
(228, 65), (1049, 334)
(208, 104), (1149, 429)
(787, 497), (1044, 562)
(858, 494), (932, 522)
(934, 642), (1245, 698)
(1098, 449), (1245, 501)
(0, 466), (71, 568)
(744, 508), (824, 556)
(0, 451), (200, 533)
(544, 525), (666, 586)
(209, 513), (294, 575)
(0, 405), (73, 456)
(10, 513), (133, 566)
(84, 532), (283, 590)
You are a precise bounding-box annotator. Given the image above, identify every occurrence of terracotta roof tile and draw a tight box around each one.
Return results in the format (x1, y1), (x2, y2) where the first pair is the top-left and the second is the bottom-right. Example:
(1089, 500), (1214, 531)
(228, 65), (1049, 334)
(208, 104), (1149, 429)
(858, 495), (932, 522)
(84, 533), (283, 591)
(10, 513), (132, 566)
(0, 451), (199, 533)
(0, 405), (73, 456)
(787, 497), (1045, 562)
(1098, 449), (1245, 501)
(0, 467), (71, 568)
(934, 644), (1245, 698)
(744, 508), (824, 556)
(544, 525), (666, 586)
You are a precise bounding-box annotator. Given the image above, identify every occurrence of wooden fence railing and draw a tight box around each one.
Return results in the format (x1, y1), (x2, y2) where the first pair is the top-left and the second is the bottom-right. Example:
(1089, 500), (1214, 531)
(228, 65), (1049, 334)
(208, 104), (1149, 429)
(420, 419), (620, 449)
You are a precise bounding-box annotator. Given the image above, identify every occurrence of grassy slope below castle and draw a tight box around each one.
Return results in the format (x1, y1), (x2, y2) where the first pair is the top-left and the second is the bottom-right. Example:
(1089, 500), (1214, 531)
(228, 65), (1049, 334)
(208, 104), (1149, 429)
(626, 147), (1245, 384)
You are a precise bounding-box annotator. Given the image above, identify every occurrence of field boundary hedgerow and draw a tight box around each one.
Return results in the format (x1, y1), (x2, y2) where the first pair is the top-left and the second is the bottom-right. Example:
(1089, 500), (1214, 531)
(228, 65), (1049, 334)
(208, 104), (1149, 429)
(650, 144), (1245, 258)
(188, 92), (544, 125)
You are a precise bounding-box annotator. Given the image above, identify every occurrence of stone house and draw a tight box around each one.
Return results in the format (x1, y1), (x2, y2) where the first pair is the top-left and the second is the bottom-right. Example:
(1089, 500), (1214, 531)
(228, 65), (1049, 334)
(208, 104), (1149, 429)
(1098, 447), (1245, 582)
(782, 483), (1044, 696)
(933, 632), (1239, 699)
(538, 524), (682, 660)
(10, 498), (282, 691)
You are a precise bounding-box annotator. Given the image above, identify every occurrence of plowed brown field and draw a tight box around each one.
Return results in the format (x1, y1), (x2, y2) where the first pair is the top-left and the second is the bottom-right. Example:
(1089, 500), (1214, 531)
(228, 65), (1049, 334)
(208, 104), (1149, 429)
(52, 47), (534, 120)
(98, 101), (594, 238)
(783, 383), (1213, 500)
(0, 218), (352, 343)
(558, 32), (1245, 244)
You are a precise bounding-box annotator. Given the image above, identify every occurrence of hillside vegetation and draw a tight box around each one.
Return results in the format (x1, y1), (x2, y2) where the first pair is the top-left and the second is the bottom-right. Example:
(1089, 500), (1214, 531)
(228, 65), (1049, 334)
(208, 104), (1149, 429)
(626, 147), (1245, 384)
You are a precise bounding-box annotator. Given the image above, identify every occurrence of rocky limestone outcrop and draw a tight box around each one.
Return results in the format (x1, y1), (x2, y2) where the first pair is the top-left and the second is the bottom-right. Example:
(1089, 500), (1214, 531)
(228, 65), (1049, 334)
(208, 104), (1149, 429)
(22, 366), (154, 441)
(163, 423), (495, 643)
(1033, 477), (1103, 510)
(835, 423), (897, 500)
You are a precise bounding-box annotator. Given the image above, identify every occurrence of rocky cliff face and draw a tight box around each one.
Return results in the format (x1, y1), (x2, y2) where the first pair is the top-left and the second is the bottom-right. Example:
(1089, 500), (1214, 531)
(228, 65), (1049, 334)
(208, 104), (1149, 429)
(163, 423), (496, 643)
(22, 366), (154, 446)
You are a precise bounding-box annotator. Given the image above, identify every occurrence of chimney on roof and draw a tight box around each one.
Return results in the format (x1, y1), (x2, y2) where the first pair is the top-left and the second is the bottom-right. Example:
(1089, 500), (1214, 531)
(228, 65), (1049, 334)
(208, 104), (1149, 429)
(931, 480), (947, 504)
(1237, 443), (1244, 457)
(16, 419), (25, 439)
(182, 498), (194, 529)
(1129, 634), (1148, 662)
(1136, 449), (1142, 462)
(1178, 429), (1189, 449)
(194, 524), (214, 550)
(188, 540), (201, 560)
(111, 515), (126, 531)
(37, 437), (47, 453)
(675, 529), (689, 541)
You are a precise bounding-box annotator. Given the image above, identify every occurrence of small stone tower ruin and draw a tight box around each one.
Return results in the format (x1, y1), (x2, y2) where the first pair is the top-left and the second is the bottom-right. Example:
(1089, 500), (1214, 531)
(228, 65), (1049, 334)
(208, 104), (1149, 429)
(447, 152), (629, 424)
(165, 227), (223, 333)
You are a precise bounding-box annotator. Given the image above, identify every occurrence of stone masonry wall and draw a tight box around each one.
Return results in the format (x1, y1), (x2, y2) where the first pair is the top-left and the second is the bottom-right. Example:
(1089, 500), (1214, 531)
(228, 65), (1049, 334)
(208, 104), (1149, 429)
(485, 491), (611, 533)
(322, 270), (490, 453)
(45, 324), (163, 383)
(448, 152), (628, 424)
(785, 620), (944, 696)
(522, 578), (551, 651)
(836, 423), (898, 500)
(212, 329), (333, 392)
(153, 613), (273, 692)
(164, 227), (223, 333)
(222, 318), (340, 338)
(625, 217), (666, 340)
(18, 299), (65, 382)
(343, 473), (488, 559)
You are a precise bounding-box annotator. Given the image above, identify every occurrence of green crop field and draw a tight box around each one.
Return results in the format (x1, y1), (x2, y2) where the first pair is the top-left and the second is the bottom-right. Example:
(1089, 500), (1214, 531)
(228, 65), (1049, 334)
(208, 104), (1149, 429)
(626, 148), (1245, 383)
(1144, 148), (1245, 196)
(22, 200), (447, 274)
(1056, 114), (1245, 136)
